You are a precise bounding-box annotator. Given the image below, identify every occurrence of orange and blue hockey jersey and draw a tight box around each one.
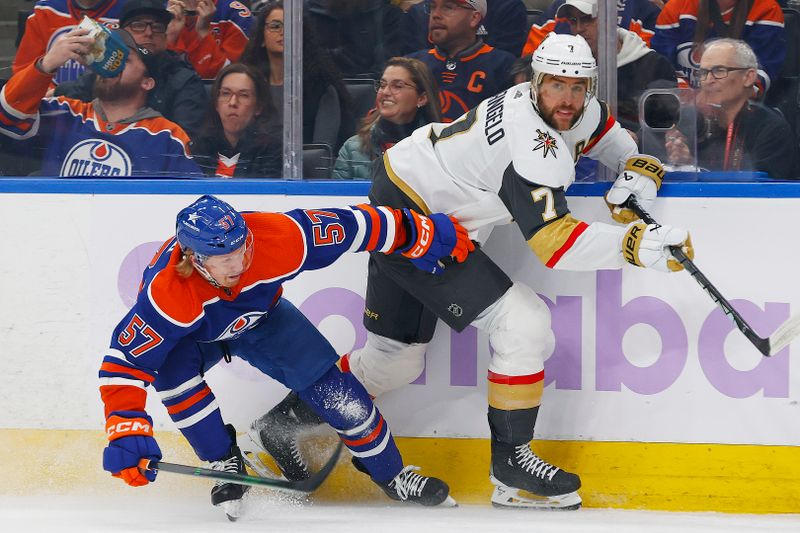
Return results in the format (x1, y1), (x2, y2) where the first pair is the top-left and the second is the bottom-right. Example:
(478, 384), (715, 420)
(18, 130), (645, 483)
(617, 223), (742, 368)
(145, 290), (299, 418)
(408, 41), (515, 122)
(13, 0), (123, 85)
(98, 206), (405, 428)
(0, 62), (199, 177)
(169, 0), (253, 79)
(651, 0), (785, 93)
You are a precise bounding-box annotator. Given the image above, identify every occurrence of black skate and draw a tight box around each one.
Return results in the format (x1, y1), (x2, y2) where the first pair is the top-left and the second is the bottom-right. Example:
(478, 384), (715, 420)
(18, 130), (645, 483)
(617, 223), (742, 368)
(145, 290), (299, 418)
(490, 442), (581, 510)
(210, 425), (251, 521)
(374, 464), (457, 507)
(245, 392), (323, 481)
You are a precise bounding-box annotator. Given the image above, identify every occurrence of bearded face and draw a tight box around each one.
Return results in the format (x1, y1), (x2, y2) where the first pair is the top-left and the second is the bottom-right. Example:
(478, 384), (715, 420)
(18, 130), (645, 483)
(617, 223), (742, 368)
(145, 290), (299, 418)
(93, 74), (143, 102)
(534, 75), (588, 131)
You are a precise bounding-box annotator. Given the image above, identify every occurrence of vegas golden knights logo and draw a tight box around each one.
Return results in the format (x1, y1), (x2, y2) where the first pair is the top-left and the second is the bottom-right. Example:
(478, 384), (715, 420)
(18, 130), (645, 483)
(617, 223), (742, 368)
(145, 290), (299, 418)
(533, 129), (558, 158)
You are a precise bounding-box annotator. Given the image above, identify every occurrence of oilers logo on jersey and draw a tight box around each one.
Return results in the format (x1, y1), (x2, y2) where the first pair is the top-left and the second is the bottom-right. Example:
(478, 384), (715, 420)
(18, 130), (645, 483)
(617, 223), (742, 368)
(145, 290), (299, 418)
(213, 311), (267, 341)
(60, 139), (132, 176)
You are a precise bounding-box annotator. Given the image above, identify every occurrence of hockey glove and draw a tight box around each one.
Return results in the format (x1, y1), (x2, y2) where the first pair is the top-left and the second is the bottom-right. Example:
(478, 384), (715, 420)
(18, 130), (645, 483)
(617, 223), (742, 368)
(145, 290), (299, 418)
(397, 208), (474, 275)
(622, 222), (694, 273)
(605, 155), (664, 224)
(103, 411), (162, 487)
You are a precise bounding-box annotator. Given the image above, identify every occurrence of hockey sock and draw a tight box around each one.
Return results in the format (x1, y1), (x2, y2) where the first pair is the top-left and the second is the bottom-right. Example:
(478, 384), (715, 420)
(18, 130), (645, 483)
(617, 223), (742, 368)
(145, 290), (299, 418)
(299, 365), (402, 482)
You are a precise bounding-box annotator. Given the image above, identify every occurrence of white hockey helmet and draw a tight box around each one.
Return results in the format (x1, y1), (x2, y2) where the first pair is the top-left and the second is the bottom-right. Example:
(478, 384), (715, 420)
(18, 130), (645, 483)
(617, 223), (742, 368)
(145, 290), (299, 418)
(530, 33), (597, 114)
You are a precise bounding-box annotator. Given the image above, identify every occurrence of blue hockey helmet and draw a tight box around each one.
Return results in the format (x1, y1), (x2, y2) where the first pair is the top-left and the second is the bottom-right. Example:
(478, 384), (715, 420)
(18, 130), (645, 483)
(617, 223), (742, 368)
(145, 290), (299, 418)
(175, 195), (249, 261)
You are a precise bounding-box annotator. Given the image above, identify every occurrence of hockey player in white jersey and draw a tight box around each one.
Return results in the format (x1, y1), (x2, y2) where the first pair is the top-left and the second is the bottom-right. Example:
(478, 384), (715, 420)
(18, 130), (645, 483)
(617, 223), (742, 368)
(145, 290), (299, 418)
(252, 33), (695, 510)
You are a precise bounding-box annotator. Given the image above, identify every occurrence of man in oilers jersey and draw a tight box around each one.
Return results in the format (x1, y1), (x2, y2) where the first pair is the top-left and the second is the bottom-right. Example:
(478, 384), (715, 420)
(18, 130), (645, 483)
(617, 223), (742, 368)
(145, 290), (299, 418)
(257, 33), (696, 510)
(99, 195), (473, 519)
(0, 27), (198, 177)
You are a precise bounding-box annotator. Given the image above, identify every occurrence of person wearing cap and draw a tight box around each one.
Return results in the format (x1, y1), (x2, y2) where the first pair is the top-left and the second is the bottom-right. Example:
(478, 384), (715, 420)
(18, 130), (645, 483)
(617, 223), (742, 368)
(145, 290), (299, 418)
(13, 0), (125, 85)
(551, 0), (677, 132)
(407, 0), (516, 122)
(164, 0), (254, 80)
(55, 0), (209, 139)
(0, 26), (200, 177)
(522, 0), (660, 56)
(402, 0), (529, 57)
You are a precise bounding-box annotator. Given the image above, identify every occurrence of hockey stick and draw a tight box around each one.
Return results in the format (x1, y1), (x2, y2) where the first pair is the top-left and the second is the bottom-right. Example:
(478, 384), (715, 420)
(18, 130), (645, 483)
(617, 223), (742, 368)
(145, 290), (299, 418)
(624, 196), (800, 357)
(139, 440), (343, 494)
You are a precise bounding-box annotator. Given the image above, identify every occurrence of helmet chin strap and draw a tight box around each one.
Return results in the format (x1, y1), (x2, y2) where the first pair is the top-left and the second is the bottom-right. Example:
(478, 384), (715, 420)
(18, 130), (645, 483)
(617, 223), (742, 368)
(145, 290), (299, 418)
(190, 255), (224, 289)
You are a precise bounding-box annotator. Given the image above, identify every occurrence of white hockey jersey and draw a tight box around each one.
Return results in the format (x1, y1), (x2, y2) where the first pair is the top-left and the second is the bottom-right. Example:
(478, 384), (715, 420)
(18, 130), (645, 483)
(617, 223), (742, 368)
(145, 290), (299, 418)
(382, 82), (639, 271)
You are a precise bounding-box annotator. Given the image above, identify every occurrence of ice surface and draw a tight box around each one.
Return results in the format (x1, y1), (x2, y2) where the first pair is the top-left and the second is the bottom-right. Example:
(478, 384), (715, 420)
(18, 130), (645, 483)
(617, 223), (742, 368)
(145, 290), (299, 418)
(1, 491), (797, 533)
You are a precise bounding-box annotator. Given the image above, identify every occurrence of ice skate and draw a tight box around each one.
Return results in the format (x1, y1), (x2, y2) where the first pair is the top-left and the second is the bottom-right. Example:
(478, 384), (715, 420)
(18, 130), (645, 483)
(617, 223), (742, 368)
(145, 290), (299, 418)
(209, 426), (251, 521)
(374, 464), (457, 507)
(246, 392), (319, 482)
(490, 442), (581, 510)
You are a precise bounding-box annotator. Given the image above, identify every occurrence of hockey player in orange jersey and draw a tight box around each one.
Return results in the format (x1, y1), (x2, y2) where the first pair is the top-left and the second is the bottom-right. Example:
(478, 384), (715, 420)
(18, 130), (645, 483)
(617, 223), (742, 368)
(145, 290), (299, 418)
(99, 195), (473, 519)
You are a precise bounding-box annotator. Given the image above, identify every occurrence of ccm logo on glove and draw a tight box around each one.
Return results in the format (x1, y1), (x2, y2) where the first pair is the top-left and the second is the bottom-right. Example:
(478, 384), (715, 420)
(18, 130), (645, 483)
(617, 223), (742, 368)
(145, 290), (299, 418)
(403, 217), (432, 259)
(106, 415), (154, 439)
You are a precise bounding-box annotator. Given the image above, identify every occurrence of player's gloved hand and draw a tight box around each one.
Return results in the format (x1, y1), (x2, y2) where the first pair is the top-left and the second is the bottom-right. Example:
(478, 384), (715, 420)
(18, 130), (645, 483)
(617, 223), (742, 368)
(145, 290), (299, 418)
(398, 208), (475, 275)
(605, 155), (664, 224)
(622, 222), (694, 272)
(103, 411), (162, 487)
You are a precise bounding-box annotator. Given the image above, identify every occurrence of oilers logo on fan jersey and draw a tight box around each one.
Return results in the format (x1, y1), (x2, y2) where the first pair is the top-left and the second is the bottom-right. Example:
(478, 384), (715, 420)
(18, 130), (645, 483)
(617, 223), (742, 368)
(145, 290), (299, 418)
(60, 139), (131, 176)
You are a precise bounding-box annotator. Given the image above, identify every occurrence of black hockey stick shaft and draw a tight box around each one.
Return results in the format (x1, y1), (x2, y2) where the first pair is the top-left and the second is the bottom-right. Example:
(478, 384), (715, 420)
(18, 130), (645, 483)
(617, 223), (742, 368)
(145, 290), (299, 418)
(624, 196), (772, 356)
(140, 440), (343, 493)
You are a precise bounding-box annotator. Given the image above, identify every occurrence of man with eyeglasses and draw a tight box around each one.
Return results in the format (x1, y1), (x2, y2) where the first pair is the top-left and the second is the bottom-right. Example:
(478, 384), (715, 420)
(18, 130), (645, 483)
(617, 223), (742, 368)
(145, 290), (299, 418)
(664, 38), (796, 179)
(522, 0), (660, 56)
(545, 0), (677, 133)
(13, 0), (125, 85)
(407, 0), (516, 122)
(55, 0), (209, 139)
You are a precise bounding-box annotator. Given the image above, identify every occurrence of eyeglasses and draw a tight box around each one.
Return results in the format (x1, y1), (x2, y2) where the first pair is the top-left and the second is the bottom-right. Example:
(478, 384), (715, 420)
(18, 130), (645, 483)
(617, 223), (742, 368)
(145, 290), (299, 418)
(695, 66), (751, 81)
(125, 20), (168, 34)
(374, 79), (418, 93)
(265, 21), (284, 33)
(560, 14), (594, 26)
(217, 89), (254, 103)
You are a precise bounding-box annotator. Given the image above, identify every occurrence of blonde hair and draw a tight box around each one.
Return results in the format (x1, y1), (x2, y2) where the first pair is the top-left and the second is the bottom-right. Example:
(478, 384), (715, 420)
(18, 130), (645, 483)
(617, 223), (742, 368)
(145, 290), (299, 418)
(175, 250), (195, 278)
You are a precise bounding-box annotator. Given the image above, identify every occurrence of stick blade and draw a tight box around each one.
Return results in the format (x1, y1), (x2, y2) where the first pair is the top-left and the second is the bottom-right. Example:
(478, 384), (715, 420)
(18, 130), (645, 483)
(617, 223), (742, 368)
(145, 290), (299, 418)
(768, 314), (800, 356)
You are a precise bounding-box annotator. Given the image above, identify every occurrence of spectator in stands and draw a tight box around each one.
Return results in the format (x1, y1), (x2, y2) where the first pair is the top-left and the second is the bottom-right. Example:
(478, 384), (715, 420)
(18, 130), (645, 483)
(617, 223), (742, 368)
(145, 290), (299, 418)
(333, 57), (441, 179)
(522, 0), (661, 55)
(13, 0), (124, 85)
(165, 0), (254, 79)
(663, 39), (797, 178)
(407, 0), (515, 122)
(191, 63), (282, 177)
(403, 0), (529, 57)
(0, 28), (199, 177)
(651, 0), (786, 97)
(558, 0), (677, 131)
(304, 0), (406, 79)
(55, 0), (209, 139)
(240, 1), (351, 145)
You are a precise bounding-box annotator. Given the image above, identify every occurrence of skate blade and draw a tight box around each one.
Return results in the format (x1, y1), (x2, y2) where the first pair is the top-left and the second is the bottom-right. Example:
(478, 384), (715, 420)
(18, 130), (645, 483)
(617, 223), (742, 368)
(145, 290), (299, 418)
(490, 483), (581, 511)
(240, 432), (285, 480)
(441, 495), (459, 507)
(216, 498), (245, 521)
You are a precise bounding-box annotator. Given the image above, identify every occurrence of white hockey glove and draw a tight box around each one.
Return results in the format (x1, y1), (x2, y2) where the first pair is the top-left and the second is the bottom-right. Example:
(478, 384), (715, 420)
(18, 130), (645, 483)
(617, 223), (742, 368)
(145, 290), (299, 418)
(622, 222), (694, 273)
(605, 155), (665, 224)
